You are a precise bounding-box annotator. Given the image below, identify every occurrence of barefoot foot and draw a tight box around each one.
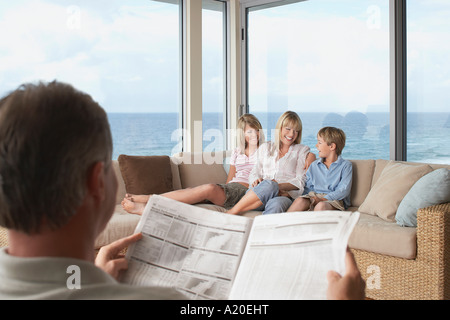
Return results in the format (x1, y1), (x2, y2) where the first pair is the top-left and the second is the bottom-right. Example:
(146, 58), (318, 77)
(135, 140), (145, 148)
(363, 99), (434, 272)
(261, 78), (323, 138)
(125, 193), (151, 203)
(121, 198), (146, 215)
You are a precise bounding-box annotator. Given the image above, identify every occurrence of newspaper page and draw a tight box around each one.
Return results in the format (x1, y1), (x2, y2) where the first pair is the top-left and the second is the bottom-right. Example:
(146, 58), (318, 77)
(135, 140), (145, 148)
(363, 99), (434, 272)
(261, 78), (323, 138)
(121, 195), (253, 300)
(229, 211), (360, 300)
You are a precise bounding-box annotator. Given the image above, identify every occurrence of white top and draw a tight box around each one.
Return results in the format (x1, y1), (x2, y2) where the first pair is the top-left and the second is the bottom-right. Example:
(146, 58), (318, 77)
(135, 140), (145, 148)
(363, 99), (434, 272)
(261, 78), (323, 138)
(0, 248), (187, 300)
(228, 147), (257, 184)
(248, 141), (310, 199)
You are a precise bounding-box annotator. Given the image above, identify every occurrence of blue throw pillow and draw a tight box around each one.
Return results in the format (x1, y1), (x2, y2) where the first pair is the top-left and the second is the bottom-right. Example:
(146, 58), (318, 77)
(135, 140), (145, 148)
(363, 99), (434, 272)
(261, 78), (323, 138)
(396, 168), (450, 227)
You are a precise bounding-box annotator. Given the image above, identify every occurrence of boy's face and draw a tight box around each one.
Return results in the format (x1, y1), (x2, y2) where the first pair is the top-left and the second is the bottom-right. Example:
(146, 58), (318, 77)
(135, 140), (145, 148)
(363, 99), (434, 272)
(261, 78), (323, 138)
(316, 135), (334, 158)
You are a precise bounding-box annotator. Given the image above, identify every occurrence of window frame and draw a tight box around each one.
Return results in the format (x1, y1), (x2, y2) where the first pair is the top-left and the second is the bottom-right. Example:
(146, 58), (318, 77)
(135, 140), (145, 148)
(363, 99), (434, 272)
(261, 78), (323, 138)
(240, 0), (409, 161)
(181, 0), (231, 153)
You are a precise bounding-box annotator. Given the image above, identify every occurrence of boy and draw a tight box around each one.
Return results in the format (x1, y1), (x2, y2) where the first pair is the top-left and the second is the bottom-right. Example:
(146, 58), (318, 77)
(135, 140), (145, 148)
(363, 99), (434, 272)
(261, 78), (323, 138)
(287, 127), (352, 212)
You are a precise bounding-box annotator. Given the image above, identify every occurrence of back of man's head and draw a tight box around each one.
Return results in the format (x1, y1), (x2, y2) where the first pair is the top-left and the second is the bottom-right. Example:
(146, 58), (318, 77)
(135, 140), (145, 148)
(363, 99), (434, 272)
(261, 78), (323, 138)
(0, 81), (112, 234)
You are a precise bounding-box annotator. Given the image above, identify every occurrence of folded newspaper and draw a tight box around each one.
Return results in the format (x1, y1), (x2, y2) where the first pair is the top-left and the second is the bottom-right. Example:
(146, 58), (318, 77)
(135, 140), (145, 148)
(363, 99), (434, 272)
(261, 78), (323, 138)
(121, 195), (360, 300)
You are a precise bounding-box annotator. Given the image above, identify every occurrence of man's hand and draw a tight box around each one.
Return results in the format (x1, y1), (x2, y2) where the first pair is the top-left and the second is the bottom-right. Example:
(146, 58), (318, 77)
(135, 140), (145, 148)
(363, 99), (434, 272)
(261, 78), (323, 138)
(326, 248), (366, 300)
(95, 233), (142, 280)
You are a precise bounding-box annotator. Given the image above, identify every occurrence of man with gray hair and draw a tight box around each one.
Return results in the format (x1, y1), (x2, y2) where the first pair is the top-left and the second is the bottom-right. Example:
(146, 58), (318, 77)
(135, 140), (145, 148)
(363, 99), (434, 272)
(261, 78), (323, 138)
(0, 81), (185, 299)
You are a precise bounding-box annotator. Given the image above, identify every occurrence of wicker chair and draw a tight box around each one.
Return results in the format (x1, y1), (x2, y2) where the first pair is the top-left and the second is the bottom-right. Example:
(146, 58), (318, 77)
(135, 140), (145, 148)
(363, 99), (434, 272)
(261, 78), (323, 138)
(352, 202), (450, 300)
(0, 226), (7, 248)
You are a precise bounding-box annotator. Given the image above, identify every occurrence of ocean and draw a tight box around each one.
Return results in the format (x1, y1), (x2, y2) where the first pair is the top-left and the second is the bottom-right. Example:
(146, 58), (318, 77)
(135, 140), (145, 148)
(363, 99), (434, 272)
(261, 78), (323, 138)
(107, 112), (450, 165)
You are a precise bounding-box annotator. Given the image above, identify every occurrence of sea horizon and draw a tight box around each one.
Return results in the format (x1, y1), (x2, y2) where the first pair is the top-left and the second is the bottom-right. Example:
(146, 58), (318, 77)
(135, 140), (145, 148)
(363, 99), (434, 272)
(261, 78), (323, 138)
(107, 111), (450, 165)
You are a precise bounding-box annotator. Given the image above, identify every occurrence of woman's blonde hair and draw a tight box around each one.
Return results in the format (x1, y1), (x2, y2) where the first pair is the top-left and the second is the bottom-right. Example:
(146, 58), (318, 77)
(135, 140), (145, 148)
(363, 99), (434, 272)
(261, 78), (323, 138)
(237, 114), (264, 153)
(273, 111), (302, 152)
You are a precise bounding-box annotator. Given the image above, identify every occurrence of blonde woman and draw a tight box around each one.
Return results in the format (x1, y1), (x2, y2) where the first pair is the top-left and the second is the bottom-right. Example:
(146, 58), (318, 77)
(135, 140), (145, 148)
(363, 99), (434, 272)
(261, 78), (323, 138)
(227, 111), (316, 215)
(122, 114), (265, 215)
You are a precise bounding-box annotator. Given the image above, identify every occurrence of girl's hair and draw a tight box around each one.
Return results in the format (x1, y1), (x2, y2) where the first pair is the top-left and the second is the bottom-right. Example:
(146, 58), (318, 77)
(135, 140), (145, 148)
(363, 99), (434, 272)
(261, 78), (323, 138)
(237, 114), (264, 153)
(273, 111), (302, 153)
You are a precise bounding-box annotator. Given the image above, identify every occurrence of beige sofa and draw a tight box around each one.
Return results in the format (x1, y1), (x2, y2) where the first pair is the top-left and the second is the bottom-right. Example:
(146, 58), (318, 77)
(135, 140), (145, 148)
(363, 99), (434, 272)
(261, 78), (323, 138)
(98, 151), (449, 300)
(1, 151), (448, 300)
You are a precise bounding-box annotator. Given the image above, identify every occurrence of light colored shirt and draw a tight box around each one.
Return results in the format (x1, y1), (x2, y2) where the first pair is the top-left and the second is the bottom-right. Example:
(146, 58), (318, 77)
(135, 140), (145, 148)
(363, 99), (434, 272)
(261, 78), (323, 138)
(0, 248), (187, 300)
(303, 156), (353, 209)
(229, 147), (256, 184)
(249, 141), (310, 199)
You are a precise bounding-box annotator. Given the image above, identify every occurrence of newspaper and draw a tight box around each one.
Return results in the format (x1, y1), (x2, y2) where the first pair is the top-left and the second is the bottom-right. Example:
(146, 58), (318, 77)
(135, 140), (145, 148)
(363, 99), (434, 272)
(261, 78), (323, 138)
(121, 195), (359, 300)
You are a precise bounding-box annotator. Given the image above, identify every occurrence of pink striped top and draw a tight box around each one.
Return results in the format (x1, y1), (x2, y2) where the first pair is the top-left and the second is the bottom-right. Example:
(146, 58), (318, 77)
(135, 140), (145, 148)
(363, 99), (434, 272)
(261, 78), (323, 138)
(228, 148), (257, 184)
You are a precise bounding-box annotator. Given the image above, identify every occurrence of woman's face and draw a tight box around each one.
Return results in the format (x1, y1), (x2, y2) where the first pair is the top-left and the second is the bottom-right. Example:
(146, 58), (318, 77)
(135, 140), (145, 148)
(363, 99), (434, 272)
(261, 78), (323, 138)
(280, 125), (298, 147)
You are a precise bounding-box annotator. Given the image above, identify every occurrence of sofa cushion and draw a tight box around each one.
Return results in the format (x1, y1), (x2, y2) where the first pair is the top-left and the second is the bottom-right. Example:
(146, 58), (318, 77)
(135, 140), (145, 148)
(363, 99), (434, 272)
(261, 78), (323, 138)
(95, 205), (141, 248)
(349, 160), (375, 207)
(358, 161), (433, 222)
(174, 152), (228, 188)
(118, 155), (173, 196)
(113, 160), (127, 205)
(348, 212), (417, 259)
(396, 168), (450, 227)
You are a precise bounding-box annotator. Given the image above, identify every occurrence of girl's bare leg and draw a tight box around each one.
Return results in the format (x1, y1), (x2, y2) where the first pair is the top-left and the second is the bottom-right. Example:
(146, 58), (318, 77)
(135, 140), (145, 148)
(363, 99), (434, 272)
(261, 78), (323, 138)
(125, 194), (150, 203)
(121, 199), (146, 215)
(162, 184), (226, 206)
(122, 183), (227, 215)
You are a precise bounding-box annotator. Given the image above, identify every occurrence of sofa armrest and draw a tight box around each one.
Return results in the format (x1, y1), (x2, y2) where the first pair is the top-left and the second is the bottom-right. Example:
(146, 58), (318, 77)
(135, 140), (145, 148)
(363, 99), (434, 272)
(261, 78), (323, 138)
(416, 202), (450, 298)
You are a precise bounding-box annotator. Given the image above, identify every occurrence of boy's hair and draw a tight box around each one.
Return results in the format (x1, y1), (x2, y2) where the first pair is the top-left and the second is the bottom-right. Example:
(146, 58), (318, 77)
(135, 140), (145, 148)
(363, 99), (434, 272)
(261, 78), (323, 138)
(273, 111), (302, 153)
(237, 114), (264, 153)
(0, 81), (113, 234)
(318, 127), (346, 156)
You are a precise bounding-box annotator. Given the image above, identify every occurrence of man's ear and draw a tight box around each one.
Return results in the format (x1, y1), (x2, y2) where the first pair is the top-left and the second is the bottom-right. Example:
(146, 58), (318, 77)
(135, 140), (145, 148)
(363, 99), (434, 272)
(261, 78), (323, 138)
(86, 161), (106, 201)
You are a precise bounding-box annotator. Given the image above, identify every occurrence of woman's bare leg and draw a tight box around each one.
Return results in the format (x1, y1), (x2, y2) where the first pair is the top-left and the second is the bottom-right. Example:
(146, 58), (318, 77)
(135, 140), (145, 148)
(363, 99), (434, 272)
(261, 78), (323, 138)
(226, 190), (262, 215)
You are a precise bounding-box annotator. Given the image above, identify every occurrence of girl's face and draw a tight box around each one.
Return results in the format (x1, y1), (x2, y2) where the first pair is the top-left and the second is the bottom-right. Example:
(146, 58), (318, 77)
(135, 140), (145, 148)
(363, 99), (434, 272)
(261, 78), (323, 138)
(280, 125), (298, 147)
(244, 124), (260, 147)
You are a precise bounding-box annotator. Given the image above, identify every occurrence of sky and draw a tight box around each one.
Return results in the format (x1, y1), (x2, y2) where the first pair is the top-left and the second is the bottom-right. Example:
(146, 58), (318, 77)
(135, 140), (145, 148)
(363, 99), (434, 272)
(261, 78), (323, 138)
(0, 0), (449, 114)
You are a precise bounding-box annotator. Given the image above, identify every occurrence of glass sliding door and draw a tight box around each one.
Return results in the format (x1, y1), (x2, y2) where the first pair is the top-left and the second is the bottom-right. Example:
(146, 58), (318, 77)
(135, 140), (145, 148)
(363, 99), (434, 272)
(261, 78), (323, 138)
(245, 0), (390, 160)
(0, 0), (182, 159)
(406, 0), (450, 164)
(202, 0), (227, 152)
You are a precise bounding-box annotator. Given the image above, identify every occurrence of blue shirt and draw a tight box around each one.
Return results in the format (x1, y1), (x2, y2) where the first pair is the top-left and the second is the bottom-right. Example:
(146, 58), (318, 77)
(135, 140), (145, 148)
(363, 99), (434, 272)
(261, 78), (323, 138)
(303, 156), (353, 209)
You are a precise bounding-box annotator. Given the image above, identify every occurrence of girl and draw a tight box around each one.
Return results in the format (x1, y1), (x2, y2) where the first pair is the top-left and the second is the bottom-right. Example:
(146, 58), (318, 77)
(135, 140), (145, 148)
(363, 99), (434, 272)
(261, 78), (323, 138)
(226, 111), (315, 215)
(121, 114), (264, 215)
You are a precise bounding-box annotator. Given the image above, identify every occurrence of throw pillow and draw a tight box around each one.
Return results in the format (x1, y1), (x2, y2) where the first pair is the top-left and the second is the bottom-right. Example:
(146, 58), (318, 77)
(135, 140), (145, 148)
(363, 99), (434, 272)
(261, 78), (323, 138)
(396, 168), (450, 227)
(358, 161), (433, 222)
(118, 155), (173, 195)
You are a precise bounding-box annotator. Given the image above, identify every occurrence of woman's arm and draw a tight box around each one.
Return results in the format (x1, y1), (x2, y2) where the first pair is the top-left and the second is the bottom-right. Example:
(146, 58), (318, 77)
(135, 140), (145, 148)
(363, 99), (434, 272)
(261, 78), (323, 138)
(285, 145), (310, 195)
(304, 152), (316, 170)
(248, 142), (268, 186)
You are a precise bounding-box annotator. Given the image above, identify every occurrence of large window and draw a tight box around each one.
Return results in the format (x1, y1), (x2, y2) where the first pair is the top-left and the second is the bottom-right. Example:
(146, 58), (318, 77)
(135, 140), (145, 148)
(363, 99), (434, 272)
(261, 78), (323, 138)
(202, 0), (227, 152)
(0, 0), (181, 159)
(406, 0), (450, 164)
(245, 0), (390, 160)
